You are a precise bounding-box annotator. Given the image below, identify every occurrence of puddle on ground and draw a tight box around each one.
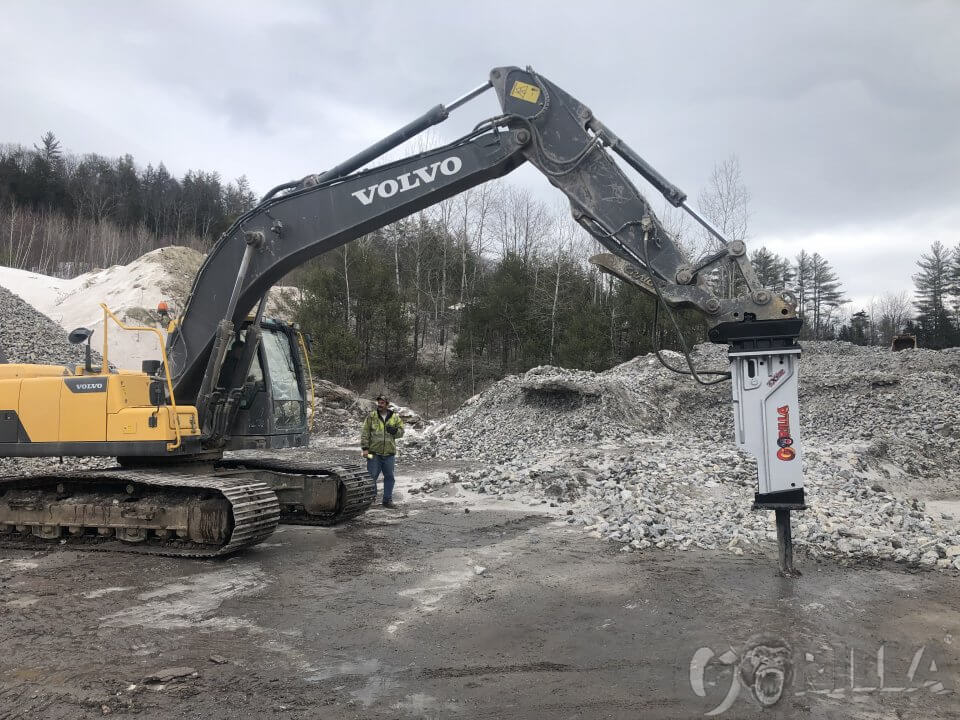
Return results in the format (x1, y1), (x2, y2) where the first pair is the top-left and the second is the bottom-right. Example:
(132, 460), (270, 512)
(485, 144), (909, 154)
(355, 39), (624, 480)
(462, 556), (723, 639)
(6, 596), (39, 608)
(397, 569), (475, 610)
(303, 657), (401, 706)
(0, 559), (39, 571)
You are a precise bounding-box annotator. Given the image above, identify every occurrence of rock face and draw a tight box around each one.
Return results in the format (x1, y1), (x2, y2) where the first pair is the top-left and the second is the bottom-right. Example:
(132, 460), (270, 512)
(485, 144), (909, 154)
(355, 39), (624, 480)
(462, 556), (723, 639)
(0, 286), (94, 367)
(409, 342), (960, 570)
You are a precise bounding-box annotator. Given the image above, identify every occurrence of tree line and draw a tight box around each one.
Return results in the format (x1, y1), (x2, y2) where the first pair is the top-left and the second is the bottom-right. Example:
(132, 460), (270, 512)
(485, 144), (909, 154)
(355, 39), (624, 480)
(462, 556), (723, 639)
(0, 132), (255, 275)
(905, 240), (960, 349)
(289, 157), (859, 410)
(746, 238), (960, 350)
(288, 187), (708, 409)
(4, 134), (950, 409)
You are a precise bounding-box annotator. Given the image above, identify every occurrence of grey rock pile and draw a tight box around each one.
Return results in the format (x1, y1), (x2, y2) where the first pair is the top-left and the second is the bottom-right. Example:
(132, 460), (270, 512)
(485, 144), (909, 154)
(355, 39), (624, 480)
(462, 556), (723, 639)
(412, 361), (667, 462)
(0, 286), (96, 367)
(310, 378), (425, 437)
(409, 342), (960, 570)
(310, 379), (372, 437)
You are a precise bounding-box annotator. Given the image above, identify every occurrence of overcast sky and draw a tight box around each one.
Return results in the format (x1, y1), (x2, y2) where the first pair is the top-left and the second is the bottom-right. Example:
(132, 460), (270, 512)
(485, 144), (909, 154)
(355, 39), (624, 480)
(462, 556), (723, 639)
(2, 0), (958, 309)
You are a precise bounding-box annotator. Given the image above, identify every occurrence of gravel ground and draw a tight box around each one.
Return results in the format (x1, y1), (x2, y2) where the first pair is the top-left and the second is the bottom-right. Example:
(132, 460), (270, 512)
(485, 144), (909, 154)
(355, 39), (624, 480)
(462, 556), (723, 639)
(0, 286), (954, 716)
(0, 459), (956, 719)
(408, 342), (960, 571)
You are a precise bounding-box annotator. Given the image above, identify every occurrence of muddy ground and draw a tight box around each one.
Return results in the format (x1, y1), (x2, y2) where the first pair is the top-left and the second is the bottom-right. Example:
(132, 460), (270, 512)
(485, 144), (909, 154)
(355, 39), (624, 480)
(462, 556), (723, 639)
(0, 452), (957, 719)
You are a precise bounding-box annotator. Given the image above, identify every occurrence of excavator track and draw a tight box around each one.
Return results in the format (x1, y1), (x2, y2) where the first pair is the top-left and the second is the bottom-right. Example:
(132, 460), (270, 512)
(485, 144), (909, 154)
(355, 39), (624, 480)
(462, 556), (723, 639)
(217, 458), (375, 526)
(0, 469), (279, 557)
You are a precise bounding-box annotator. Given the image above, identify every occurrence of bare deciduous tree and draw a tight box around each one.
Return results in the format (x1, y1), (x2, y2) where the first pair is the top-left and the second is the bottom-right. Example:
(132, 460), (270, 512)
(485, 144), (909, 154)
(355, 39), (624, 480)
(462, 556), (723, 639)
(656, 201), (694, 260)
(874, 291), (913, 346)
(696, 155), (750, 298)
(494, 186), (549, 263)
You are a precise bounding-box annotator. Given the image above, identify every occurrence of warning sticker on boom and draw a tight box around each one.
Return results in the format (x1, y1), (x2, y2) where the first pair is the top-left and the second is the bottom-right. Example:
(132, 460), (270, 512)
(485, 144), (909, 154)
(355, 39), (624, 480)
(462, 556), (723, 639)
(509, 80), (541, 104)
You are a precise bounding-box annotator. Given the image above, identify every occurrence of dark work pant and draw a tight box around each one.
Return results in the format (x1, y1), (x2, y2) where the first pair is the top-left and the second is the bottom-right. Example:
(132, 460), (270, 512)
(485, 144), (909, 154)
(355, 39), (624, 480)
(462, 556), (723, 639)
(367, 453), (396, 502)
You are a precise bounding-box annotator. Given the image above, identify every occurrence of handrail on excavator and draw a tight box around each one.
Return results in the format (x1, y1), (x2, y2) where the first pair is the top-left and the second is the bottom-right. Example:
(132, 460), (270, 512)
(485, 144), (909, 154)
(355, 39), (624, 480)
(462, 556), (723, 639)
(98, 304), (183, 451)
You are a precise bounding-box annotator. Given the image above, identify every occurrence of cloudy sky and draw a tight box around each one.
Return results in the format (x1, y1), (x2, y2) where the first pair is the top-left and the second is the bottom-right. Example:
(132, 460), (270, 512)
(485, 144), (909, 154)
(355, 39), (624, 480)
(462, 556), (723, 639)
(2, 0), (958, 308)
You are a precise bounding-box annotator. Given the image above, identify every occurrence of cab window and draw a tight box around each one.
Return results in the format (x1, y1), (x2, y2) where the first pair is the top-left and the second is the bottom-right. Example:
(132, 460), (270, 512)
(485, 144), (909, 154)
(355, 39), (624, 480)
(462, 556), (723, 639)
(261, 329), (304, 430)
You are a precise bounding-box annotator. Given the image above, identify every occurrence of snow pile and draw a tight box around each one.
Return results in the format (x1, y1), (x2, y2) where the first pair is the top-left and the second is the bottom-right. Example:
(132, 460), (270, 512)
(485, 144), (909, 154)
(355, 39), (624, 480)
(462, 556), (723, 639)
(410, 342), (960, 570)
(0, 246), (297, 372)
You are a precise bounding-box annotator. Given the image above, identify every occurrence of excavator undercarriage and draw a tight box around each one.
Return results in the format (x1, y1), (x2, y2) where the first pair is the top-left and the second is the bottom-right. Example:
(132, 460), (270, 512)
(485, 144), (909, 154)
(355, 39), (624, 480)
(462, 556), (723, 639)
(0, 459), (374, 556)
(0, 470), (276, 557)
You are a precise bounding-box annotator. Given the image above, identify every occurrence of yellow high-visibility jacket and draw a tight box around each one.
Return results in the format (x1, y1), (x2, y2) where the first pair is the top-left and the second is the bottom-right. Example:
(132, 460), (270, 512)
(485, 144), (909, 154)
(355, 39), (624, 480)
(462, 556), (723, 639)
(360, 409), (405, 456)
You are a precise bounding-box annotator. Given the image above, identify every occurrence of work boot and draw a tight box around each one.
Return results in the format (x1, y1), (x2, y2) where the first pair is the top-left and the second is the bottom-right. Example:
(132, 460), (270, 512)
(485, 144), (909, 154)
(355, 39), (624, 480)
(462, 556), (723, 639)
(382, 500), (397, 510)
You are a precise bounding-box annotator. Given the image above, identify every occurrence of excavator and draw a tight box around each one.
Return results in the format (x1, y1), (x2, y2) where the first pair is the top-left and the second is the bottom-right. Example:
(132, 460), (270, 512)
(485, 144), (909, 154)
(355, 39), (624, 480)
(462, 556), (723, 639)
(0, 66), (805, 573)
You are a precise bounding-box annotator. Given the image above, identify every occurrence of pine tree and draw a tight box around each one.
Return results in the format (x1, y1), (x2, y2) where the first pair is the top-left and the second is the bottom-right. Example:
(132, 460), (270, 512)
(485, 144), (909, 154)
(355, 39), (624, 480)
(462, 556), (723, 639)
(809, 253), (846, 339)
(948, 244), (960, 327)
(28, 131), (67, 210)
(793, 250), (813, 333)
(849, 310), (869, 345)
(223, 175), (257, 221)
(34, 131), (62, 164)
(750, 246), (793, 291)
(913, 240), (955, 348)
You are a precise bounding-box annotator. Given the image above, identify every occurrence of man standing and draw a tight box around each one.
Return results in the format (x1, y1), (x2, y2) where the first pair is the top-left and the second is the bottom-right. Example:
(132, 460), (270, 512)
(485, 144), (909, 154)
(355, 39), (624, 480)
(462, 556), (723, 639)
(360, 394), (405, 509)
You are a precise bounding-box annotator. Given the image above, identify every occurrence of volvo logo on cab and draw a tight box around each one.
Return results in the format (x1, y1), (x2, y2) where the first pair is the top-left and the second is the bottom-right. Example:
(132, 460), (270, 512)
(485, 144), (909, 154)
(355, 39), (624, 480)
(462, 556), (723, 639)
(351, 156), (463, 206)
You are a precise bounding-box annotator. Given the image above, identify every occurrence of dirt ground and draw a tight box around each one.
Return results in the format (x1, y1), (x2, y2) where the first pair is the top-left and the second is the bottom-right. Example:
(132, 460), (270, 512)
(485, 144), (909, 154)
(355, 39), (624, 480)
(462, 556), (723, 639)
(0, 451), (957, 719)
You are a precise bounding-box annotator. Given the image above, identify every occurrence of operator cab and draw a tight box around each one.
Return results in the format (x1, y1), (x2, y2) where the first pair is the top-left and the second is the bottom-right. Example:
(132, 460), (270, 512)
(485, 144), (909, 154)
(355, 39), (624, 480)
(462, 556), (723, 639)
(225, 318), (310, 451)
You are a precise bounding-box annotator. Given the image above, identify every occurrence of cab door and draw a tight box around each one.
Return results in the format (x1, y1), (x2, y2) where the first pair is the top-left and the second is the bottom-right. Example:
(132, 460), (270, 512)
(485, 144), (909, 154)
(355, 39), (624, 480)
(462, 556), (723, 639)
(227, 322), (309, 449)
(260, 326), (307, 434)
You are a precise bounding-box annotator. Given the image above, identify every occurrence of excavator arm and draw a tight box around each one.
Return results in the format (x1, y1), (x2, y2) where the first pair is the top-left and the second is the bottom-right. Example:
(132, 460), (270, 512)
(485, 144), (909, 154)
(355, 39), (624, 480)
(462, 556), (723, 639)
(166, 66), (804, 572)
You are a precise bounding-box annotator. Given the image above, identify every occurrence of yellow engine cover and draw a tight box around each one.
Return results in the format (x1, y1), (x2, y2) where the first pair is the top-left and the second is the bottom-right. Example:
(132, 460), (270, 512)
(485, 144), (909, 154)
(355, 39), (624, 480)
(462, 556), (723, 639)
(0, 364), (71, 380)
(0, 368), (199, 450)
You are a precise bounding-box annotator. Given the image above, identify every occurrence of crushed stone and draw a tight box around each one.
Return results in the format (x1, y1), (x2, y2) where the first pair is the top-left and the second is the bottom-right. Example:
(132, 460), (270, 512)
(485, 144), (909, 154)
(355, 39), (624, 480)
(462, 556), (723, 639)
(407, 342), (960, 571)
(0, 286), (96, 368)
